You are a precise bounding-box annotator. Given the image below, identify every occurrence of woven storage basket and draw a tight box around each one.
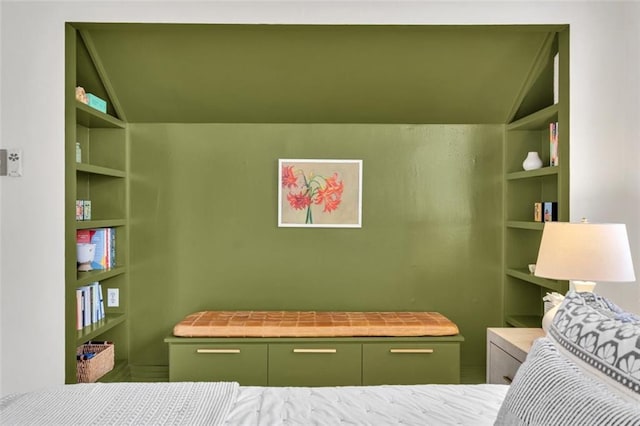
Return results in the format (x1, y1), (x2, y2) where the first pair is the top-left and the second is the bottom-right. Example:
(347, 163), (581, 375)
(76, 342), (114, 383)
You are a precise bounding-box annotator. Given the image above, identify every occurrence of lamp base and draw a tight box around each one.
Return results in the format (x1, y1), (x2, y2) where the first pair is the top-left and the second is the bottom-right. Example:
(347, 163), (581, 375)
(572, 280), (597, 292)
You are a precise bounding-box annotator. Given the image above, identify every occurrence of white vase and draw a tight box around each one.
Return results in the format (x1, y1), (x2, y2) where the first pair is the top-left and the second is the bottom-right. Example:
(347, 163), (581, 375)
(522, 151), (543, 171)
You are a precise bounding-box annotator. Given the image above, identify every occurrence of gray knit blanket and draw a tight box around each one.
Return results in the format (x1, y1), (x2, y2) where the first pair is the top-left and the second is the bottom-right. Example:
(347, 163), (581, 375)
(0, 381), (239, 425)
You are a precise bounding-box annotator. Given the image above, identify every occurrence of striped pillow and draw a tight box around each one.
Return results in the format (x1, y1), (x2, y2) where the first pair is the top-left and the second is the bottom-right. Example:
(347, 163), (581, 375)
(495, 337), (640, 425)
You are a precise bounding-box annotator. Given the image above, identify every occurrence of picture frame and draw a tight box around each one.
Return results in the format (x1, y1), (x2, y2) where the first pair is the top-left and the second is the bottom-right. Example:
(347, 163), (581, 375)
(278, 159), (362, 228)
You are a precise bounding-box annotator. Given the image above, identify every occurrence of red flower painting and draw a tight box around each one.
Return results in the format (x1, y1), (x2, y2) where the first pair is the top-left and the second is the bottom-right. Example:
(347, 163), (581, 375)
(281, 165), (345, 224)
(279, 159), (362, 228)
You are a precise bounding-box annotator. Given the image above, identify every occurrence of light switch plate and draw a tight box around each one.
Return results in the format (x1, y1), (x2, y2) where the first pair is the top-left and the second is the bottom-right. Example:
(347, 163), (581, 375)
(107, 288), (119, 307)
(6, 149), (22, 177)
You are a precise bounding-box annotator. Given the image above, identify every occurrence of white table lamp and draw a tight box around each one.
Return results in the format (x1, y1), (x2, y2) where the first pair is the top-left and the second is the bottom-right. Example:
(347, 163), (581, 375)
(534, 219), (636, 331)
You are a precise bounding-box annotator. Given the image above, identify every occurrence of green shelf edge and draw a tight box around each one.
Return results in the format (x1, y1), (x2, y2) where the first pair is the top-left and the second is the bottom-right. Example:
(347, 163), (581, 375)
(75, 266), (127, 286)
(76, 163), (126, 178)
(76, 101), (125, 129)
(507, 103), (559, 131)
(76, 219), (126, 229)
(505, 268), (565, 292)
(76, 313), (127, 344)
(506, 221), (545, 230)
(506, 166), (559, 180)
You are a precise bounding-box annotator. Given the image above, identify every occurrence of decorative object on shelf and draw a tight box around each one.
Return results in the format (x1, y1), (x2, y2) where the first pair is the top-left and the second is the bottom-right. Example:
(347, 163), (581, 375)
(534, 202), (542, 222)
(75, 86), (88, 104)
(75, 200), (91, 220)
(522, 151), (543, 171)
(543, 201), (557, 222)
(76, 142), (82, 163)
(86, 93), (107, 113)
(534, 201), (558, 222)
(278, 159), (362, 228)
(528, 264), (536, 274)
(76, 341), (114, 383)
(534, 218), (636, 330)
(77, 243), (96, 272)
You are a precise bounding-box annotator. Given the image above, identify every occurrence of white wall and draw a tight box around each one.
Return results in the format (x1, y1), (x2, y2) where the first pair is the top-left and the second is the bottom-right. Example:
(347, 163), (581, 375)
(1, 0), (638, 396)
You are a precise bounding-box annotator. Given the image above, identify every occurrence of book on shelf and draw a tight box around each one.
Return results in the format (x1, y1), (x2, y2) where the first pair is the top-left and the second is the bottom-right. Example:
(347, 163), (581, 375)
(76, 228), (116, 270)
(549, 121), (559, 166)
(553, 52), (559, 104)
(76, 282), (105, 330)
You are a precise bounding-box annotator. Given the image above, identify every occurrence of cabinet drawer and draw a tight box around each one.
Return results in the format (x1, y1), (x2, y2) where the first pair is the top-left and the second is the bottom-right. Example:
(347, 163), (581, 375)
(169, 343), (267, 385)
(488, 343), (521, 385)
(268, 343), (361, 386)
(362, 342), (460, 385)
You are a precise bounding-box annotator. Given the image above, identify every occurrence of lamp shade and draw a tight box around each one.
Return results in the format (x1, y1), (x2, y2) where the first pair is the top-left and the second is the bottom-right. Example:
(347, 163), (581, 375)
(534, 222), (636, 282)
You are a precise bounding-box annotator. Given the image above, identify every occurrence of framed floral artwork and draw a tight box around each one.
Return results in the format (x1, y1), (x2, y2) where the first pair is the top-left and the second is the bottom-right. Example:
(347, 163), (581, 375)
(278, 159), (362, 228)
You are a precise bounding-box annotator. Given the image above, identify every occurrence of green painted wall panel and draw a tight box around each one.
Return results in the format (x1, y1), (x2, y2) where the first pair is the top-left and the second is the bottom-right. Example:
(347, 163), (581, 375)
(128, 123), (503, 371)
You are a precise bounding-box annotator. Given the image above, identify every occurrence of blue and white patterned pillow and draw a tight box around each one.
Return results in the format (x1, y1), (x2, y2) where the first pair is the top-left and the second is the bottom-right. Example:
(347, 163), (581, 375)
(548, 291), (640, 401)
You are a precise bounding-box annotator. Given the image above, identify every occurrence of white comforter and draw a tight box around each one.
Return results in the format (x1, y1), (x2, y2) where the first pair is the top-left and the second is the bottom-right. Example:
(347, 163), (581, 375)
(1, 382), (508, 425)
(225, 384), (508, 425)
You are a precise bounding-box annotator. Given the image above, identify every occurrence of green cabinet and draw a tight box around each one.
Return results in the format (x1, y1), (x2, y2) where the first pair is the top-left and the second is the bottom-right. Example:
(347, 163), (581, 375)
(269, 343), (362, 386)
(362, 342), (460, 385)
(168, 342), (268, 385)
(165, 336), (462, 386)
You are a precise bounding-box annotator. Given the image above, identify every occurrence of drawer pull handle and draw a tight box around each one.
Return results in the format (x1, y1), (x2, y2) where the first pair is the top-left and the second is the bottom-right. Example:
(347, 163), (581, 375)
(502, 375), (513, 384)
(389, 349), (434, 354)
(196, 349), (241, 354)
(293, 349), (337, 354)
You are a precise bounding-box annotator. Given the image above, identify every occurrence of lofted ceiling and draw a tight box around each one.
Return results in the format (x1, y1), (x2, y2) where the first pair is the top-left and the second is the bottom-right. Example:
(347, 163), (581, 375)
(74, 23), (559, 124)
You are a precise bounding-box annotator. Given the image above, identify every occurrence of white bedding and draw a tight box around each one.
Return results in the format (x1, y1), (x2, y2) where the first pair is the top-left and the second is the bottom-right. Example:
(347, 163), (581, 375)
(0, 382), (508, 425)
(225, 384), (508, 426)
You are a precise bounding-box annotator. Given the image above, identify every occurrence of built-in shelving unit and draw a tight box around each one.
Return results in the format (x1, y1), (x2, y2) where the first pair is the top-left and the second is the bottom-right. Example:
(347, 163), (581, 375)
(502, 29), (570, 328)
(65, 25), (130, 383)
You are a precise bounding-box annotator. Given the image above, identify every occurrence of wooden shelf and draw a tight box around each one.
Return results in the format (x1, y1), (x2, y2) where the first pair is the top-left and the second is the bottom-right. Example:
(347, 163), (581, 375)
(75, 266), (126, 286)
(76, 219), (126, 229)
(507, 104), (558, 131)
(76, 163), (126, 178)
(76, 313), (127, 344)
(76, 101), (125, 129)
(506, 221), (545, 230)
(506, 166), (559, 180)
(506, 268), (565, 292)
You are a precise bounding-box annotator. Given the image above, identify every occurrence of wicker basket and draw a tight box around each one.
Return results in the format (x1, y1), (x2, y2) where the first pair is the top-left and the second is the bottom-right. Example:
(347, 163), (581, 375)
(76, 342), (114, 383)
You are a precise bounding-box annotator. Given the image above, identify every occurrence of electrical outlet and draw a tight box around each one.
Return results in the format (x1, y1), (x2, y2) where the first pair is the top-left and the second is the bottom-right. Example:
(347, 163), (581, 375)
(107, 288), (119, 307)
(6, 149), (22, 177)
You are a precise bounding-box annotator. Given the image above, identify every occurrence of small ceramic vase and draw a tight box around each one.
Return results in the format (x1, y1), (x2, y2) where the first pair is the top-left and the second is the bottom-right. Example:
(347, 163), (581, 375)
(522, 151), (543, 171)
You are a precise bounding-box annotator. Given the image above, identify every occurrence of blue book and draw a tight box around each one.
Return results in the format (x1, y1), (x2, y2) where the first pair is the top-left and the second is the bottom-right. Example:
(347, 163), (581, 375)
(90, 229), (108, 270)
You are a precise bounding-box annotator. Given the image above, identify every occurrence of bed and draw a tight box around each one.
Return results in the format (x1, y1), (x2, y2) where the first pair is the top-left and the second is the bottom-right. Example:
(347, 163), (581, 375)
(2, 291), (640, 425)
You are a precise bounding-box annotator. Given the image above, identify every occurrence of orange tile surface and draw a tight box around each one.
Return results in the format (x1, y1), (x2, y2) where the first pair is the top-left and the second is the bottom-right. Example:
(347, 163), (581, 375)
(173, 311), (459, 337)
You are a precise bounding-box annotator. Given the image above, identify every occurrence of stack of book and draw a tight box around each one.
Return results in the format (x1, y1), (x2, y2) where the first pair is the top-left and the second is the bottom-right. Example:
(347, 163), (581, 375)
(76, 228), (116, 270)
(76, 282), (105, 330)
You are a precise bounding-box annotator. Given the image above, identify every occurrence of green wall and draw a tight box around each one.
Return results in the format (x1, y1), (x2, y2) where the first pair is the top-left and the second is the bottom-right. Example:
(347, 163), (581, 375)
(129, 123), (503, 372)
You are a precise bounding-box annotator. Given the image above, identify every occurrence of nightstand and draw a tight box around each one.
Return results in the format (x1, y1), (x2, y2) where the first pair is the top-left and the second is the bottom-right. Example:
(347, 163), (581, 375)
(486, 327), (545, 385)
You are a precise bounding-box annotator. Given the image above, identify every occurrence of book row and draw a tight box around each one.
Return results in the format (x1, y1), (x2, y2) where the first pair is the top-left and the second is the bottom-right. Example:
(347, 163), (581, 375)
(76, 282), (105, 330)
(76, 228), (116, 271)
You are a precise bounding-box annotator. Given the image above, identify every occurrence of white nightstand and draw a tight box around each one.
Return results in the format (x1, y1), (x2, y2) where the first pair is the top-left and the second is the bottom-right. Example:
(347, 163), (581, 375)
(486, 327), (545, 385)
